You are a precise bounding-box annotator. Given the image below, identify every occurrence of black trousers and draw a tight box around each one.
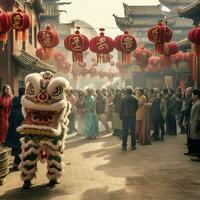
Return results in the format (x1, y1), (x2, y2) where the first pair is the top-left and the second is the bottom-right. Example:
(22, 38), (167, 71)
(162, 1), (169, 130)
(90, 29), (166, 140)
(153, 116), (165, 139)
(68, 112), (76, 134)
(189, 139), (200, 156)
(122, 118), (136, 148)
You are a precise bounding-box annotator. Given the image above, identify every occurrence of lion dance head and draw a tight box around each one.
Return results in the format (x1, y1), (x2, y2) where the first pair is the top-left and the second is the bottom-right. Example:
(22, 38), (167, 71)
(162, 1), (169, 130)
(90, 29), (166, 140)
(17, 71), (71, 136)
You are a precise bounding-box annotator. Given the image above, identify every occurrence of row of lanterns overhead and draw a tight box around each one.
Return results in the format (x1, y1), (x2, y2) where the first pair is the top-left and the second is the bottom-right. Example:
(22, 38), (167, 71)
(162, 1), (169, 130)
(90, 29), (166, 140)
(0, 9), (31, 43)
(37, 26), (137, 64)
(0, 8), (200, 73)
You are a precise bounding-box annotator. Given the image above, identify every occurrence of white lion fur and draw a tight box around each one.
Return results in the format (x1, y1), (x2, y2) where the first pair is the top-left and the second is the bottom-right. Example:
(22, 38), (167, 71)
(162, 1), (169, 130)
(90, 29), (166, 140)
(19, 72), (71, 182)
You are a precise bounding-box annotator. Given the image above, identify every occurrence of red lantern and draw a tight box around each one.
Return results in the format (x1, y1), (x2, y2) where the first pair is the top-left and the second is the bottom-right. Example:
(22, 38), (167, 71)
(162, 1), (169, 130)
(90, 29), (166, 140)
(184, 52), (193, 62)
(37, 26), (59, 57)
(64, 27), (89, 63)
(114, 31), (137, 63)
(36, 48), (50, 60)
(9, 9), (31, 41)
(148, 56), (160, 69)
(188, 26), (200, 56)
(134, 47), (152, 69)
(162, 42), (179, 66)
(89, 28), (114, 63)
(171, 51), (185, 63)
(147, 21), (173, 54)
(163, 42), (179, 56)
(0, 10), (10, 44)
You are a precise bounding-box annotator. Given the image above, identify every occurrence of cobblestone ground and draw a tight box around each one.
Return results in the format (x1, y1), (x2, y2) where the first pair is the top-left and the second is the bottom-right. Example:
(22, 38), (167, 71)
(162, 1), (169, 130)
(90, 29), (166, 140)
(1, 132), (200, 200)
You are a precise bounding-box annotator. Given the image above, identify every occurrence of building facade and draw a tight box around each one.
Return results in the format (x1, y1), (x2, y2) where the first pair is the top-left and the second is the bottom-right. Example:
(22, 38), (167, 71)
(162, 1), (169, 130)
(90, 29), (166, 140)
(0, 0), (56, 94)
(113, 2), (195, 89)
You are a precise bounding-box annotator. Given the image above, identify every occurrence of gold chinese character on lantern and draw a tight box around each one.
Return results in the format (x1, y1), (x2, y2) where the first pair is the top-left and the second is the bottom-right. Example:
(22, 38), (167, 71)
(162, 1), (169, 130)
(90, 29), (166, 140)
(152, 28), (158, 41)
(122, 36), (134, 49)
(12, 14), (23, 29)
(71, 36), (81, 50)
(97, 37), (108, 50)
(41, 32), (52, 45)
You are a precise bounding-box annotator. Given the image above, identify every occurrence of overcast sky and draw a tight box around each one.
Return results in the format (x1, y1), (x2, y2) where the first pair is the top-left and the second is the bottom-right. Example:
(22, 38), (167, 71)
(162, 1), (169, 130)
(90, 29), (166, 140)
(60, 0), (161, 36)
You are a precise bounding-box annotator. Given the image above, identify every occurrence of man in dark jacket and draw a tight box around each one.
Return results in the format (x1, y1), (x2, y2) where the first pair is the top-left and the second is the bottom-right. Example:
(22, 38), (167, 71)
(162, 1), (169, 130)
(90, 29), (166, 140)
(5, 87), (25, 170)
(120, 86), (138, 151)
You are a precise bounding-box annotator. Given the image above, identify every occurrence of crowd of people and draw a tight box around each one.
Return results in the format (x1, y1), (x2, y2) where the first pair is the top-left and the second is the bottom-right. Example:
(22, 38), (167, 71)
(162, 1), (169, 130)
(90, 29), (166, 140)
(1, 83), (200, 172)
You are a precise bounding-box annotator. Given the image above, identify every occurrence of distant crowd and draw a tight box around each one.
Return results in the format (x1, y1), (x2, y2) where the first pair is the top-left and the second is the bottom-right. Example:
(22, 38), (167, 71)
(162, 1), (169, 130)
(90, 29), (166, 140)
(1, 83), (200, 171)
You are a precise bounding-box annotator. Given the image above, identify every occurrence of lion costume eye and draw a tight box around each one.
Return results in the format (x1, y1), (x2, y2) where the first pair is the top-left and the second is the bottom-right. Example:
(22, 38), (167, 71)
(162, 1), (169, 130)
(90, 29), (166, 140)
(50, 85), (63, 99)
(26, 83), (36, 97)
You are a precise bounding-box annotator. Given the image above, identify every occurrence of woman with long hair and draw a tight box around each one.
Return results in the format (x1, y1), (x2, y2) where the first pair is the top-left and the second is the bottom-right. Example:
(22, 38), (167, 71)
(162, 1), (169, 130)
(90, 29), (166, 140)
(0, 84), (13, 143)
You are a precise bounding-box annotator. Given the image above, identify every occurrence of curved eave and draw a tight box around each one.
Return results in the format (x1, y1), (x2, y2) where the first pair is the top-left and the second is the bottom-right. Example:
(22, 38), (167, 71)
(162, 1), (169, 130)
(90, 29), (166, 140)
(176, 38), (191, 51)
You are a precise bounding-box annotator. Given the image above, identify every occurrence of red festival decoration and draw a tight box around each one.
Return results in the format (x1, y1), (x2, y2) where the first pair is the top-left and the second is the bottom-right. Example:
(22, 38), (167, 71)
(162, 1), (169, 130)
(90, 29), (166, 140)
(148, 56), (161, 70)
(9, 9), (31, 41)
(162, 42), (179, 66)
(171, 51), (185, 64)
(147, 21), (173, 54)
(36, 48), (50, 60)
(89, 28), (114, 63)
(0, 10), (10, 44)
(37, 26), (59, 57)
(134, 47), (152, 69)
(188, 26), (200, 56)
(163, 42), (179, 56)
(190, 52), (196, 81)
(114, 31), (137, 63)
(64, 27), (89, 62)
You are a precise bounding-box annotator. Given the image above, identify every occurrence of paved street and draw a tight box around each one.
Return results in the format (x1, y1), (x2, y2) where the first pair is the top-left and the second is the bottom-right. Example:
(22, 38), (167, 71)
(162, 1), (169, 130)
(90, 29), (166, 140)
(1, 133), (200, 200)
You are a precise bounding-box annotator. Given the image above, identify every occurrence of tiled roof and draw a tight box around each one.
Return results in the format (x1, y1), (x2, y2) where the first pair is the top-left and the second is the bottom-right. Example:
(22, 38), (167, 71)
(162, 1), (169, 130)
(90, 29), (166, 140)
(113, 15), (132, 27)
(159, 0), (195, 5)
(41, 23), (74, 35)
(178, 0), (200, 15)
(25, 0), (45, 14)
(123, 3), (164, 17)
(113, 15), (163, 28)
(167, 17), (194, 28)
(13, 50), (56, 73)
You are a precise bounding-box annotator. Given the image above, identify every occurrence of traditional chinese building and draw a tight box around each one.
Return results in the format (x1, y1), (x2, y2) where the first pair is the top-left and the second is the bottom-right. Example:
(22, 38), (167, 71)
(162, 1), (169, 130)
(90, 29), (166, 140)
(0, 0), (56, 93)
(178, 0), (200, 88)
(113, 2), (195, 89)
(39, 0), (73, 52)
(159, 0), (195, 42)
(113, 4), (164, 48)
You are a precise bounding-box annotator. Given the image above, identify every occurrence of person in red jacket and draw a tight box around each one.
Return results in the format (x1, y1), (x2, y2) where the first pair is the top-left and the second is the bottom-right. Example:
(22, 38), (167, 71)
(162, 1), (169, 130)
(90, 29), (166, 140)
(0, 84), (13, 143)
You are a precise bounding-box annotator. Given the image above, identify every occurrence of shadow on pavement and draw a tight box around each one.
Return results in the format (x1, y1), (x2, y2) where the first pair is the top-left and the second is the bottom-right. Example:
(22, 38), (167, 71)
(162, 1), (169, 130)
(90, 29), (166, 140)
(0, 184), (71, 200)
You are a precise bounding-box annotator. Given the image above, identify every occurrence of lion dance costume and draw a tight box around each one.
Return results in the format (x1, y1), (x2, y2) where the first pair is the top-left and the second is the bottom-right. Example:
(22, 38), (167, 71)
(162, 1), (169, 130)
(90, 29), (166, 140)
(17, 71), (71, 189)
